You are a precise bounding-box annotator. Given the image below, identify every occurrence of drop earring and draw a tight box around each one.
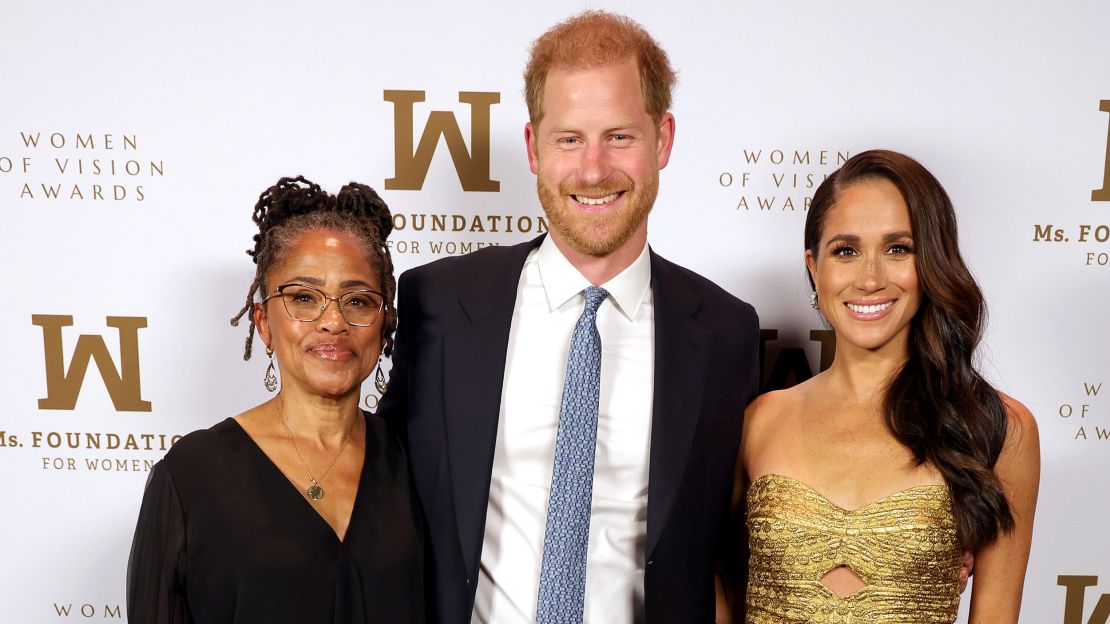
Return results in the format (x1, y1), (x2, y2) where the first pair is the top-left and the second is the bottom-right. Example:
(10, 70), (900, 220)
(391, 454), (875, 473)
(374, 357), (388, 394)
(810, 291), (820, 310)
(264, 346), (278, 392)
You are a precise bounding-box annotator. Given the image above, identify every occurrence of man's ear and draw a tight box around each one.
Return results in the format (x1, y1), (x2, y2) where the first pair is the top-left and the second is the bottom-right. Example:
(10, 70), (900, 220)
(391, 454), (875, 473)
(525, 122), (540, 175)
(656, 112), (675, 170)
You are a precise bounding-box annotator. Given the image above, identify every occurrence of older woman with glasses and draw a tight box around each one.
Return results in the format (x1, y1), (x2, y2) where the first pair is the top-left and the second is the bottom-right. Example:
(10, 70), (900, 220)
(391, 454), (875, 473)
(127, 177), (423, 623)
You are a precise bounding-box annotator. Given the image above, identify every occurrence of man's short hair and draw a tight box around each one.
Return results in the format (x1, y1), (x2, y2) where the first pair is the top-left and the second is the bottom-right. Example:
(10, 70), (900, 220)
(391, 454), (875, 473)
(524, 10), (677, 126)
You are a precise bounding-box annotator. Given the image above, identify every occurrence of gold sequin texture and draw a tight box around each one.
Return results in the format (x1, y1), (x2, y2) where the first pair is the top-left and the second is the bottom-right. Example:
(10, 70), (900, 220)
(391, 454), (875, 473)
(745, 474), (961, 624)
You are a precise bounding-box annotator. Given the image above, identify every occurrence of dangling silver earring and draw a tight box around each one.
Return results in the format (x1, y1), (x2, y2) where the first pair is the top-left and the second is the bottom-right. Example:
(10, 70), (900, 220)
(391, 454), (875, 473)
(264, 346), (278, 392)
(374, 357), (388, 394)
(810, 291), (820, 310)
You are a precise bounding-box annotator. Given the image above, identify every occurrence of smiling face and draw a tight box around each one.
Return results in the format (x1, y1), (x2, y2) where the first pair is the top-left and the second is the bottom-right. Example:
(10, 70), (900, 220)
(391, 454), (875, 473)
(806, 177), (922, 355)
(525, 57), (674, 258)
(254, 228), (384, 400)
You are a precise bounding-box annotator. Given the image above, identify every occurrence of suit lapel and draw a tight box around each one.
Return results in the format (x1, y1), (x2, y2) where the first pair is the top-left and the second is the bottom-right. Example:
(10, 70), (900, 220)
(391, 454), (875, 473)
(443, 236), (544, 576)
(646, 252), (711, 558)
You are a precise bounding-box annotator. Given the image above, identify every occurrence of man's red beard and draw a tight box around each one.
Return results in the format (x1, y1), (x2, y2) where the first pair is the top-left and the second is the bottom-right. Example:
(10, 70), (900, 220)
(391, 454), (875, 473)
(537, 170), (658, 257)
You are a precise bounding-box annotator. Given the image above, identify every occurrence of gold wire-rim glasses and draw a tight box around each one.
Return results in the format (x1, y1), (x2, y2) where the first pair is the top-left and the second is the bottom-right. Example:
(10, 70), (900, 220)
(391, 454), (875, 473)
(261, 283), (386, 327)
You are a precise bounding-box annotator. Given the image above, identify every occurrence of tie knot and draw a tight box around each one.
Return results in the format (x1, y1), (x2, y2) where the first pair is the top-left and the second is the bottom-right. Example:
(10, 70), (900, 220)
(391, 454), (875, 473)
(582, 286), (609, 314)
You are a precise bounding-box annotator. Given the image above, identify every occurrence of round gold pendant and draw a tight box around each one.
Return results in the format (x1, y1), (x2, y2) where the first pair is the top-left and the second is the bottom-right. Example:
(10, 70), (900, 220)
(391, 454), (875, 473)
(307, 484), (325, 501)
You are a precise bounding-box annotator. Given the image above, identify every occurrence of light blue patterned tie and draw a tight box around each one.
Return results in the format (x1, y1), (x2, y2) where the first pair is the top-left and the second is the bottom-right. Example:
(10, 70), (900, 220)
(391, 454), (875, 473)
(536, 286), (609, 624)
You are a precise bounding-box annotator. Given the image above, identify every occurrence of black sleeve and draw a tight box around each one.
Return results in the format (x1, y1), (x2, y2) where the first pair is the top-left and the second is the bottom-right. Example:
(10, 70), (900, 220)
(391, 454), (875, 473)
(127, 461), (190, 624)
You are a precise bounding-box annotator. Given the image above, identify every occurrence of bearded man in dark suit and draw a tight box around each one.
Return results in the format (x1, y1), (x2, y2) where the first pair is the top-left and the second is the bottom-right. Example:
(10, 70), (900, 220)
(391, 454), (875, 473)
(378, 11), (760, 623)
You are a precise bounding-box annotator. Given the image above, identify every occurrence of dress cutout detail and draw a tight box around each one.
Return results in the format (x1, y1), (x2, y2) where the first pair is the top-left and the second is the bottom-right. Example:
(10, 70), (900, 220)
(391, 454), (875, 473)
(746, 474), (961, 624)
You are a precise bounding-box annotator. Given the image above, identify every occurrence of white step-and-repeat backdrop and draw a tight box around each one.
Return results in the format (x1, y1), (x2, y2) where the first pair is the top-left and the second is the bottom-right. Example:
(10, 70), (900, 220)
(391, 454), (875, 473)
(2, 1), (1107, 622)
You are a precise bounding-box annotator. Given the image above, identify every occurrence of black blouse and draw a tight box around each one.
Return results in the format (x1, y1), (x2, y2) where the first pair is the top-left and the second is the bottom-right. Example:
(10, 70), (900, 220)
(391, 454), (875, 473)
(127, 413), (424, 623)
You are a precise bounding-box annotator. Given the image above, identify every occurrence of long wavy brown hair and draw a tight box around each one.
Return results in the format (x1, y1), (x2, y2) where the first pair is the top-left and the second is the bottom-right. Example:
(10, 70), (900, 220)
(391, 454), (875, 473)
(804, 149), (1013, 549)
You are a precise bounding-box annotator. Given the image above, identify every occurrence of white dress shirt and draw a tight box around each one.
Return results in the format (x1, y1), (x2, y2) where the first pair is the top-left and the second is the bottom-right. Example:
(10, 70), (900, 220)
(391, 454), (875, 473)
(471, 236), (655, 623)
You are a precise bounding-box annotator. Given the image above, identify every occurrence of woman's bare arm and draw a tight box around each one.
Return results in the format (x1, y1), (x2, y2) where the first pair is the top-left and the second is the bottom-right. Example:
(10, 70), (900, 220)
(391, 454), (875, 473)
(968, 394), (1041, 623)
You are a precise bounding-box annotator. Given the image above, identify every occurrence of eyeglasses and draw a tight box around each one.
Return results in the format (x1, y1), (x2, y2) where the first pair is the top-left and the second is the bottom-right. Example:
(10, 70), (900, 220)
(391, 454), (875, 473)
(261, 283), (385, 327)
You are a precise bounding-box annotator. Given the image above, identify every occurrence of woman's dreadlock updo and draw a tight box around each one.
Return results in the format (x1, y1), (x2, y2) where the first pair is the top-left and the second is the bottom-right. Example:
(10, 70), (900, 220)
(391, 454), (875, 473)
(230, 175), (397, 361)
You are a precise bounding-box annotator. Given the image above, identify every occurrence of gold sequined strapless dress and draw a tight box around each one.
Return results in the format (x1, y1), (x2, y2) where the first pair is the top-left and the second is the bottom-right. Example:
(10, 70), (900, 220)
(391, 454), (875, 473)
(745, 474), (962, 624)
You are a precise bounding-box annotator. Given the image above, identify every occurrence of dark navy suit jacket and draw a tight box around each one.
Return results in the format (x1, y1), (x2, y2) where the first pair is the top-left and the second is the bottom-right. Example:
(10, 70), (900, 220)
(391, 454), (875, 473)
(378, 235), (760, 622)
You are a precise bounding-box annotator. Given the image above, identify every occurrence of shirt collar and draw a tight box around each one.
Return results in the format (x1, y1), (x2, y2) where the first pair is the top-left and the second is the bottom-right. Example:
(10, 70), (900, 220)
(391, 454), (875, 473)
(534, 235), (652, 321)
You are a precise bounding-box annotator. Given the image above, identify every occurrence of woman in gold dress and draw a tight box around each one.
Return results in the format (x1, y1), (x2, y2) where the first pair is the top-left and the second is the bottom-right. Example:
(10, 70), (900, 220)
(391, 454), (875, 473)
(737, 150), (1039, 623)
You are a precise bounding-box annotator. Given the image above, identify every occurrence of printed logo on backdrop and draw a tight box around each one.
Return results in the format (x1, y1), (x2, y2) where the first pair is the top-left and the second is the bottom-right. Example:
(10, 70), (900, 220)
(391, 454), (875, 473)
(34, 315), (151, 412)
(718, 148), (850, 213)
(0, 316), (181, 477)
(1057, 380), (1106, 443)
(0, 132), (165, 201)
(1031, 100), (1110, 267)
(1093, 100), (1110, 202)
(385, 90), (500, 192)
(1059, 575), (1110, 624)
(760, 328), (835, 391)
(50, 603), (122, 620)
(382, 90), (547, 258)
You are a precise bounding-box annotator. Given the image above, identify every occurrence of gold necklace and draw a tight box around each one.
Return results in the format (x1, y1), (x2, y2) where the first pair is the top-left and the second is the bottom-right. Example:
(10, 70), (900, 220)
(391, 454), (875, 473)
(280, 415), (357, 501)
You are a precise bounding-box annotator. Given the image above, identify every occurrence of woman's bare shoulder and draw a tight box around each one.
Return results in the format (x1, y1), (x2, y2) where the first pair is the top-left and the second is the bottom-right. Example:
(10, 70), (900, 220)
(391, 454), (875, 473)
(748, 376), (817, 416)
(997, 391), (1040, 461)
(999, 392), (1036, 428)
(743, 379), (814, 450)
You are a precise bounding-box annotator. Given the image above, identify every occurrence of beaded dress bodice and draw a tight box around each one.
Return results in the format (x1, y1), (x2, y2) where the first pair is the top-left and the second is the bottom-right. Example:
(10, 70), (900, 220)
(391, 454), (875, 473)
(745, 473), (961, 624)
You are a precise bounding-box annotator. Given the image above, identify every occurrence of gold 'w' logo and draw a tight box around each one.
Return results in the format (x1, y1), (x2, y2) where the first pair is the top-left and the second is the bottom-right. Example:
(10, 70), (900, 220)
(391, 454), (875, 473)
(33, 315), (151, 412)
(1060, 575), (1110, 624)
(1095, 100), (1110, 202)
(384, 90), (500, 192)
